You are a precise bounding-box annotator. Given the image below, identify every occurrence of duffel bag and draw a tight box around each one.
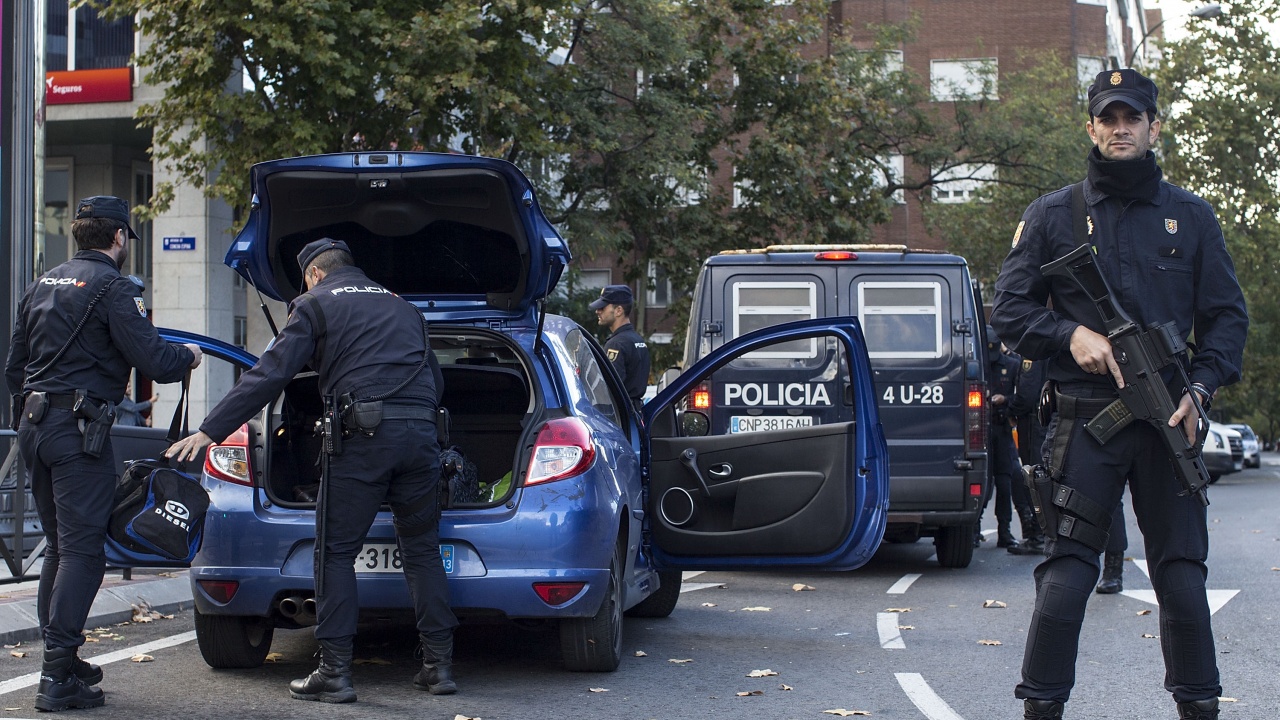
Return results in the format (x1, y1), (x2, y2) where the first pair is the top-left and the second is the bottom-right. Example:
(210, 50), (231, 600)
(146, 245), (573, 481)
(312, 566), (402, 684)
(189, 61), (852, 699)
(107, 458), (209, 564)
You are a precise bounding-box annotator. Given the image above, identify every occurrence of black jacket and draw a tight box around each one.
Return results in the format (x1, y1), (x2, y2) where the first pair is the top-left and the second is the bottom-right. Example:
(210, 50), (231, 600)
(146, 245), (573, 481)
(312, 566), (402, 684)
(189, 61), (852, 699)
(604, 323), (650, 403)
(6, 251), (193, 402)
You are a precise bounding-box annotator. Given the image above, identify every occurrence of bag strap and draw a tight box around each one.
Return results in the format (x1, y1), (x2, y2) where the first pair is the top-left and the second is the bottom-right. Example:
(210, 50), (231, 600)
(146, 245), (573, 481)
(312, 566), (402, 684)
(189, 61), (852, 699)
(1070, 181), (1090, 248)
(166, 372), (190, 445)
(24, 277), (116, 385)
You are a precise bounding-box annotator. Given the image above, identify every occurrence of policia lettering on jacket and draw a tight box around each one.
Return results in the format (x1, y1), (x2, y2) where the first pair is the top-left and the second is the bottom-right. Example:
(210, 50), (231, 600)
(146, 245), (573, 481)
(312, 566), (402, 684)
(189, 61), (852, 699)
(166, 238), (459, 703)
(6, 195), (202, 712)
(990, 69), (1247, 720)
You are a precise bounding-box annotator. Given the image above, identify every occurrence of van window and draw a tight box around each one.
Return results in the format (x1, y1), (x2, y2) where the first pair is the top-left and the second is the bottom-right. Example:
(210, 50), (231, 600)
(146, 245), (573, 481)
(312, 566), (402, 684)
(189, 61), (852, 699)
(858, 282), (943, 359)
(731, 282), (817, 360)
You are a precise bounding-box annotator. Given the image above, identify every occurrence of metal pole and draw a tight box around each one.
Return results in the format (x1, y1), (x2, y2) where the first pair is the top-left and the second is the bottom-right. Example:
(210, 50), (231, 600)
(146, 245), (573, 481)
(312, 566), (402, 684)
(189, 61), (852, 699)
(33, 0), (44, 277)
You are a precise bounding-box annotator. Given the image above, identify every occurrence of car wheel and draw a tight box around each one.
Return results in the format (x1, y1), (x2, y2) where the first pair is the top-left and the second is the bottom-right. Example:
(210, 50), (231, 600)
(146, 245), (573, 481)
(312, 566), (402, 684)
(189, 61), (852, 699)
(935, 524), (975, 569)
(625, 569), (682, 618)
(1208, 473), (1221, 484)
(194, 607), (275, 669)
(560, 545), (624, 672)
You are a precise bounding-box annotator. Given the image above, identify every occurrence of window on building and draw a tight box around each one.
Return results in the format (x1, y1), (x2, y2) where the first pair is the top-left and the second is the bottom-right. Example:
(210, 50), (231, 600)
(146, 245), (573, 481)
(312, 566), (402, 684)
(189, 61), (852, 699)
(873, 154), (906, 205)
(46, 0), (70, 71)
(42, 160), (73, 273)
(131, 165), (154, 295)
(932, 163), (996, 204)
(647, 261), (672, 308)
(731, 282), (818, 359)
(234, 316), (248, 349)
(733, 172), (754, 208)
(858, 282), (944, 359)
(1077, 56), (1107, 91)
(931, 58), (998, 101)
(47, 1), (135, 71)
(556, 268), (611, 298)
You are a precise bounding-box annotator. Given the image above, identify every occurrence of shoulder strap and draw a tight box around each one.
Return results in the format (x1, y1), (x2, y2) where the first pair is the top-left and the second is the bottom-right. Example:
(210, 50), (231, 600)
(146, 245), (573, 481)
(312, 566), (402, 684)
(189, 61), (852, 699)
(24, 275), (117, 385)
(1070, 182), (1090, 248)
(291, 292), (327, 337)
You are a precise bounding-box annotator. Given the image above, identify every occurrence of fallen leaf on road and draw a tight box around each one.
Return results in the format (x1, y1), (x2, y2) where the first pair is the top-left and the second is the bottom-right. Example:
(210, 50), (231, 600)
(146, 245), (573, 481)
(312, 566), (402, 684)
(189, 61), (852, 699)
(898, 625), (915, 630)
(157, 572), (178, 578)
(792, 584), (815, 592)
(83, 637), (99, 643)
(884, 607), (910, 613)
(982, 600), (1007, 609)
(589, 687), (609, 693)
(701, 603), (717, 607)
(634, 651), (647, 657)
(669, 658), (693, 664)
(822, 710), (871, 716)
(131, 603), (164, 623)
(1220, 697), (1237, 702)
(747, 669), (778, 677)
(1137, 610), (1152, 616)
(1272, 567), (1280, 572)
(741, 607), (771, 612)
(780, 684), (793, 691)
(9, 652), (24, 658)
(736, 690), (764, 696)
(716, 584), (728, 589)
(1, 644), (15, 649)
(131, 654), (153, 663)
(353, 657), (391, 666)
(1141, 634), (1159, 639)
(453, 716), (480, 720)
(265, 653), (283, 663)
(978, 640), (1002, 646)
(6, 707), (22, 711)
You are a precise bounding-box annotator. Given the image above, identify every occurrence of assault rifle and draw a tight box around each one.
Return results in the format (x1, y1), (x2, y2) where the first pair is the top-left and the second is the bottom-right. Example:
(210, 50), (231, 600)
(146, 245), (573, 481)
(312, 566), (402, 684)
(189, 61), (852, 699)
(1041, 244), (1212, 506)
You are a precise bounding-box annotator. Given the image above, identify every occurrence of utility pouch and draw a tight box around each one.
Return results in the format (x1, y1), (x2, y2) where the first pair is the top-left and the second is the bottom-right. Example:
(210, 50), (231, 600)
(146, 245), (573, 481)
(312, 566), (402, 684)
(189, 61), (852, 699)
(1024, 464), (1057, 534)
(73, 390), (114, 458)
(339, 393), (383, 437)
(1084, 399), (1135, 445)
(22, 392), (49, 427)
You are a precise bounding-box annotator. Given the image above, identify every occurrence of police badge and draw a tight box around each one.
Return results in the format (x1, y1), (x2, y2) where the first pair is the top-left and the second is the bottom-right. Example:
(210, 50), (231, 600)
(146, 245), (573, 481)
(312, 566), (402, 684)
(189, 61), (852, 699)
(1165, 218), (1178, 235)
(1110, 71), (1122, 86)
(134, 297), (148, 317)
(607, 348), (619, 362)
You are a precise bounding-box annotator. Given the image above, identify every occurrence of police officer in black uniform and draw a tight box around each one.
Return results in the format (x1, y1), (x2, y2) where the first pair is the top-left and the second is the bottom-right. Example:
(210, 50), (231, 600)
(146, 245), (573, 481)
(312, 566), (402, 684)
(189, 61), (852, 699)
(992, 70), (1248, 720)
(590, 285), (650, 411)
(5, 196), (202, 712)
(1007, 357), (1048, 555)
(167, 239), (458, 703)
(982, 327), (1029, 549)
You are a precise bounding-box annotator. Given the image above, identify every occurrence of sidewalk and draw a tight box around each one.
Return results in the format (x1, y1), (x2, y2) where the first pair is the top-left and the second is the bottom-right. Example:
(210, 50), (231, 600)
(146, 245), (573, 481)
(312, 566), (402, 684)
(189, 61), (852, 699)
(0, 570), (193, 645)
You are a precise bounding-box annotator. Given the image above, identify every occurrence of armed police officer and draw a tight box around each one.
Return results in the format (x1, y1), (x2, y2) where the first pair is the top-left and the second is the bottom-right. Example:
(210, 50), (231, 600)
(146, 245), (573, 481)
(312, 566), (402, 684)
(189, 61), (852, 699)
(991, 69), (1247, 720)
(6, 196), (202, 712)
(166, 239), (458, 703)
(591, 285), (650, 411)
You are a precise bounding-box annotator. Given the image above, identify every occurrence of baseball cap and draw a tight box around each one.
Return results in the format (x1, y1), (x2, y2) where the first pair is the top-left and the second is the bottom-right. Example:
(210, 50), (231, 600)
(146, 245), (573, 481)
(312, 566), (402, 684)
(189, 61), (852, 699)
(297, 238), (351, 273)
(1087, 68), (1158, 117)
(589, 284), (634, 310)
(74, 196), (140, 240)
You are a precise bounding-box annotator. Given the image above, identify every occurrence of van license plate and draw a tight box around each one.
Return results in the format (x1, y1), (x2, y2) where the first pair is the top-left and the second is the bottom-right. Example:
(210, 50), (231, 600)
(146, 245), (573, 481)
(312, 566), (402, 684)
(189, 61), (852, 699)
(354, 543), (455, 574)
(729, 416), (814, 433)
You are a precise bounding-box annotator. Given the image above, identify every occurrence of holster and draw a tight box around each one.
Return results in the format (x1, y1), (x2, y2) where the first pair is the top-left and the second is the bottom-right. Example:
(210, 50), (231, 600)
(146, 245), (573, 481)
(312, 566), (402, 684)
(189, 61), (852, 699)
(338, 393), (383, 437)
(10, 394), (25, 431)
(72, 390), (114, 458)
(1023, 464), (1055, 534)
(1022, 463), (1110, 553)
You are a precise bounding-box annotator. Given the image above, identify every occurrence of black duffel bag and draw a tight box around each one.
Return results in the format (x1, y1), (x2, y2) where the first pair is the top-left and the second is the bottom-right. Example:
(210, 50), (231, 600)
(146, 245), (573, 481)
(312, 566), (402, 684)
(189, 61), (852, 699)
(107, 458), (209, 564)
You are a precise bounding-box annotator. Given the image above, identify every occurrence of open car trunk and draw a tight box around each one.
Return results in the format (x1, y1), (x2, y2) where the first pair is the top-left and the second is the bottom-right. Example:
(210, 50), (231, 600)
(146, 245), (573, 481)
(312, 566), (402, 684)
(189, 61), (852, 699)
(260, 328), (536, 508)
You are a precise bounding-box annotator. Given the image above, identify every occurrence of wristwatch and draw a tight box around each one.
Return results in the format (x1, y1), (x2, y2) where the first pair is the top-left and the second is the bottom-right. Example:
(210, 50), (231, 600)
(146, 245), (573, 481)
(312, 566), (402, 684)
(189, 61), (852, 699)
(1189, 382), (1212, 412)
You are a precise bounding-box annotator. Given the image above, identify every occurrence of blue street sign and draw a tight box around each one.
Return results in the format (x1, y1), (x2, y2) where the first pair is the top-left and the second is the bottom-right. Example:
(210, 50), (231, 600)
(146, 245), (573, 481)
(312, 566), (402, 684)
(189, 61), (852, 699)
(162, 236), (196, 251)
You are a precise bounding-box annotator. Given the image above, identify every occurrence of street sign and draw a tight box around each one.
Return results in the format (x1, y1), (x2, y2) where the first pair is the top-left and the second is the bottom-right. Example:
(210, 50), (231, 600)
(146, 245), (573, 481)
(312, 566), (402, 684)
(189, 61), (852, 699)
(162, 236), (196, 251)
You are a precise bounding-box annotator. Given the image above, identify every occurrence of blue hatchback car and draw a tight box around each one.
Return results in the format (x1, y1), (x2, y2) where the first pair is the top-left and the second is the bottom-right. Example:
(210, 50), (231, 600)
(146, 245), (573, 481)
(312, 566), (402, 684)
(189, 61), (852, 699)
(121, 152), (890, 673)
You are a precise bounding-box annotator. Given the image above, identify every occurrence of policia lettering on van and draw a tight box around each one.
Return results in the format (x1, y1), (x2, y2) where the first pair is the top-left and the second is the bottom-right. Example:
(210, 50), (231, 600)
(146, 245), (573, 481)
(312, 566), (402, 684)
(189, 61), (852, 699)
(682, 245), (990, 568)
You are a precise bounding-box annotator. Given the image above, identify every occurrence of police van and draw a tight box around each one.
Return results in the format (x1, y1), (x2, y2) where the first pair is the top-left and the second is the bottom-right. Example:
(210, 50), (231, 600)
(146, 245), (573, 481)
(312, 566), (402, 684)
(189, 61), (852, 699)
(681, 245), (989, 567)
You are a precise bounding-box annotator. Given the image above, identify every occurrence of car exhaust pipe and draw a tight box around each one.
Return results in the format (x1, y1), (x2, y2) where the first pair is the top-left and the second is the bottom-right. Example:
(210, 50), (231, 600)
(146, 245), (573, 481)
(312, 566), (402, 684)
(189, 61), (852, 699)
(278, 595), (316, 626)
(302, 597), (317, 618)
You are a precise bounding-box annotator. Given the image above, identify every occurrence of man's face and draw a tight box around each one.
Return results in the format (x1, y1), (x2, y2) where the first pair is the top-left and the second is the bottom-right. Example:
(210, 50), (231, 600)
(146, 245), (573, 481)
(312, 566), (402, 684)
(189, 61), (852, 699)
(595, 304), (620, 328)
(1087, 103), (1161, 161)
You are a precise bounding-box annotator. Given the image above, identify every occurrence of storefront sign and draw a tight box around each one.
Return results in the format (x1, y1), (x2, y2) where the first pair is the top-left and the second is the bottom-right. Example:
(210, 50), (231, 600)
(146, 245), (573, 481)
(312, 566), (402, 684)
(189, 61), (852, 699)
(45, 67), (133, 105)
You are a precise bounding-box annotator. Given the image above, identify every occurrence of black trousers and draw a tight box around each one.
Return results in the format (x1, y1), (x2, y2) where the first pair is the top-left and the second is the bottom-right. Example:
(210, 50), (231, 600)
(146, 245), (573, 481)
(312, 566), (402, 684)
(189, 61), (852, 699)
(19, 409), (117, 650)
(313, 418), (457, 644)
(1016, 401), (1220, 704)
(989, 426), (1033, 527)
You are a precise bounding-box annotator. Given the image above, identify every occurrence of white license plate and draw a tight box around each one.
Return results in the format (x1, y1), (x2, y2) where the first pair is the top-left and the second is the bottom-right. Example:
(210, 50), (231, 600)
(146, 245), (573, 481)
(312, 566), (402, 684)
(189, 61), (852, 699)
(729, 415), (814, 433)
(354, 543), (455, 574)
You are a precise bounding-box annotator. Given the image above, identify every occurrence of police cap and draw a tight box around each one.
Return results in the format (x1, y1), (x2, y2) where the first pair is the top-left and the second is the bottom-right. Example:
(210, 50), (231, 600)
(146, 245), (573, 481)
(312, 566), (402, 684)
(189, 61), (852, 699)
(74, 195), (140, 240)
(1087, 68), (1158, 117)
(589, 284), (634, 310)
(297, 238), (351, 273)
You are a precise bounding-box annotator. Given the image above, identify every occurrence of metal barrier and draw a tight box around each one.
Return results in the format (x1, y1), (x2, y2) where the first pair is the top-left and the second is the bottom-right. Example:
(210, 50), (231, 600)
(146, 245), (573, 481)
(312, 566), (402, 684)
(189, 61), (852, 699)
(0, 430), (44, 583)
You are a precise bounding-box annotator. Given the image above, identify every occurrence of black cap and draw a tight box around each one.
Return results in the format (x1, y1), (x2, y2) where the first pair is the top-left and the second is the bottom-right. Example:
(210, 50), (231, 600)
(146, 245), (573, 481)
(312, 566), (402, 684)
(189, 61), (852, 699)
(74, 196), (140, 240)
(1087, 68), (1158, 117)
(589, 284), (634, 310)
(297, 238), (351, 273)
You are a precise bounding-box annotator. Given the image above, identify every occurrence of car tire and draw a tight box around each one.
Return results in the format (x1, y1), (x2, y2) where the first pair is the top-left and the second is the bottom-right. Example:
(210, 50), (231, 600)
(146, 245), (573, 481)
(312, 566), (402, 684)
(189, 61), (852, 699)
(625, 569), (681, 618)
(194, 607), (274, 669)
(1208, 473), (1221, 484)
(935, 524), (975, 569)
(560, 546), (624, 672)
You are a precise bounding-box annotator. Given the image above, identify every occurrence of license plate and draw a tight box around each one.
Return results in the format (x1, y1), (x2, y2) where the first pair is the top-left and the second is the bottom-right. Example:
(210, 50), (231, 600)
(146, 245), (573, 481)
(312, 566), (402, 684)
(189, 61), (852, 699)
(354, 543), (455, 574)
(729, 415), (814, 433)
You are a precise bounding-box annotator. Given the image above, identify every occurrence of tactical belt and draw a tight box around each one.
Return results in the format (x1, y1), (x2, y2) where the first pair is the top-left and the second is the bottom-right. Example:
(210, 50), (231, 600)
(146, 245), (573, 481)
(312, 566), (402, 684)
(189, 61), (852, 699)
(379, 405), (436, 422)
(41, 393), (79, 410)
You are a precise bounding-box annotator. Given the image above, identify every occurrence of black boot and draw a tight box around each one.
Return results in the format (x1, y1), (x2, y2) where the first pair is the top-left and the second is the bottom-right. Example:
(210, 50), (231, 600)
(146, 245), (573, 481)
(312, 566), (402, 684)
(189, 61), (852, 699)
(289, 638), (356, 703)
(1095, 551), (1124, 594)
(997, 523), (1016, 548)
(1008, 513), (1046, 556)
(1177, 698), (1220, 719)
(34, 647), (105, 712)
(1024, 699), (1064, 719)
(413, 635), (457, 695)
(71, 651), (103, 686)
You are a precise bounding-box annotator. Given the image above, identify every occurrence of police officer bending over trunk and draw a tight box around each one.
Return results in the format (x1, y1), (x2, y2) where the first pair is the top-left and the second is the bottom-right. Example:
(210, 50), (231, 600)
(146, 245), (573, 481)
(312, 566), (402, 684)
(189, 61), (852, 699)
(992, 69), (1248, 720)
(167, 239), (458, 703)
(5, 196), (202, 712)
(591, 284), (650, 411)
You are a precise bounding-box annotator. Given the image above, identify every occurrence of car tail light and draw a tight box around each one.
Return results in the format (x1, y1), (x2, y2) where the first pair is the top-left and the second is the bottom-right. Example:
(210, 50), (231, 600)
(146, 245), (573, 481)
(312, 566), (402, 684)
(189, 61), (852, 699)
(205, 425), (252, 486)
(691, 383), (711, 411)
(815, 250), (858, 261)
(533, 582), (587, 606)
(966, 382), (987, 452)
(197, 579), (239, 604)
(525, 418), (596, 486)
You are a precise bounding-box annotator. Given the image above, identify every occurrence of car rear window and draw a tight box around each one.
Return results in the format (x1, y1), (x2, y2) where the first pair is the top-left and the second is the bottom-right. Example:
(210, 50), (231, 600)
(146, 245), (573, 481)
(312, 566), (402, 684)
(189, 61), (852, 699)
(857, 281), (943, 359)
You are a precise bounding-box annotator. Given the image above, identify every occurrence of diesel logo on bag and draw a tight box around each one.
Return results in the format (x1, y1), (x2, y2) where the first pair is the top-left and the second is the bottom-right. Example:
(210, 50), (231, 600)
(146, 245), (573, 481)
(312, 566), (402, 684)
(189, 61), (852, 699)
(153, 500), (192, 530)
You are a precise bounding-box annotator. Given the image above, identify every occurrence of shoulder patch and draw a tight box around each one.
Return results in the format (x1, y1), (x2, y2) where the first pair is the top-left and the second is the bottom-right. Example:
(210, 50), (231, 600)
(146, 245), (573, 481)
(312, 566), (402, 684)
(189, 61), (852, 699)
(133, 297), (148, 317)
(607, 348), (619, 362)
(1022, 359), (1033, 372)
(1011, 221), (1025, 248)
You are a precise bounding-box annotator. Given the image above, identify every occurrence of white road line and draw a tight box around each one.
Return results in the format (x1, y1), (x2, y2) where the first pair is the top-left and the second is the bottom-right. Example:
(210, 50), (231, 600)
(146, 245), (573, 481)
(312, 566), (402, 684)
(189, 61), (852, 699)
(0, 631), (197, 697)
(887, 573), (922, 594)
(680, 583), (725, 594)
(876, 612), (905, 649)
(1124, 558), (1239, 615)
(895, 672), (967, 720)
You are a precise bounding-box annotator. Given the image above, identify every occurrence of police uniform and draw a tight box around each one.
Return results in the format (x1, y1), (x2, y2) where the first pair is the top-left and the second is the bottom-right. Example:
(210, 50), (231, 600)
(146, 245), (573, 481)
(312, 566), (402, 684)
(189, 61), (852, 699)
(590, 285), (651, 410)
(984, 331), (1025, 548)
(991, 70), (1247, 718)
(1006, 358), (1049, 555)
(5, 196), (195, 711)
(197, 239), (457, 701)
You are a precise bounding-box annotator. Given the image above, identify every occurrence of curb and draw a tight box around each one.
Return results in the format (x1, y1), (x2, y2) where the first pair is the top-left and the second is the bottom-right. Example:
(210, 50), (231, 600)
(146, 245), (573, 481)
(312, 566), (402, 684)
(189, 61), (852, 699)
(0, 574), (193, 646)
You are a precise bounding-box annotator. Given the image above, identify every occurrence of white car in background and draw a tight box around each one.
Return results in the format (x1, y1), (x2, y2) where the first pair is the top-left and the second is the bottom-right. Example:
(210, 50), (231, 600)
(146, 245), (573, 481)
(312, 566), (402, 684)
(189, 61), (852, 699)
(1203, 422), (1244, 483)
(1226, 424), (1260, 468)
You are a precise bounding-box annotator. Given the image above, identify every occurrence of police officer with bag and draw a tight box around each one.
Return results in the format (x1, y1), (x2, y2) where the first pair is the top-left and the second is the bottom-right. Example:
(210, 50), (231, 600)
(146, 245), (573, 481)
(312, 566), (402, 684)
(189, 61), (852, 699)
(992, 70), (1248, 720)
(5, 196), (202, 712)
(166, 239), (458, 703)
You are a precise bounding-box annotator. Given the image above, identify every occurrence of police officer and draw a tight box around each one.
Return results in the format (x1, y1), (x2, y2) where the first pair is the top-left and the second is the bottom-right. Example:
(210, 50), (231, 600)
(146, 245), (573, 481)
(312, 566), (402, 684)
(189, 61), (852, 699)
(982, 326), (1024, 548)
(991, 69), (1248, 720)
(5, 196), (202, 712)
(1007, 357), (1048, 555)
(590, 285), (650, 411)
(166, 239), (458, 703)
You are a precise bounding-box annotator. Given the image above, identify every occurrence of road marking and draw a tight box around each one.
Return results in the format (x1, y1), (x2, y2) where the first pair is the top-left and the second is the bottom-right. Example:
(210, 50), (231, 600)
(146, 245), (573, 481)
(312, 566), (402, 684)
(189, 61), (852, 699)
(887, 573), (922, 594)
(0, 631), (197, 697)
(1123, 558), (1239, 616)
(876, 613), (905, 649)
(895, 672), (967, 720)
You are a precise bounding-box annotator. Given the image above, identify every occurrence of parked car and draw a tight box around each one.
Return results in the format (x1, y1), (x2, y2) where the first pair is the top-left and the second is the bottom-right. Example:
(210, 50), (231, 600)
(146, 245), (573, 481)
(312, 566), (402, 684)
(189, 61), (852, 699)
(1226, 423), (1260, 468)
(1203, 422), (1244, 483)
(110, 152), (890, 674)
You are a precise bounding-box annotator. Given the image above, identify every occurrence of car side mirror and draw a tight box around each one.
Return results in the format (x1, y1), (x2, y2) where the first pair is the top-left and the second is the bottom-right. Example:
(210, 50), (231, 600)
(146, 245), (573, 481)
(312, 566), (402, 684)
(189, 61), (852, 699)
(681, 411), (709, 437)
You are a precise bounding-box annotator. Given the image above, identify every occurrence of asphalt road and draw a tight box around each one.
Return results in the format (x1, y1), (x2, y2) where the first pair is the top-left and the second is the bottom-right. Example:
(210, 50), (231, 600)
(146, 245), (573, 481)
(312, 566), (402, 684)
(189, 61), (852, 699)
(0, 464), (1274, 719)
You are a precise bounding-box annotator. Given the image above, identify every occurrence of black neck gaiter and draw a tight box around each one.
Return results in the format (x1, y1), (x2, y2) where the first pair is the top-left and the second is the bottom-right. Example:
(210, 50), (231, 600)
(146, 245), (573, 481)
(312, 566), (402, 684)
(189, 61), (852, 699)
(1086, 147), (1163, 202)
